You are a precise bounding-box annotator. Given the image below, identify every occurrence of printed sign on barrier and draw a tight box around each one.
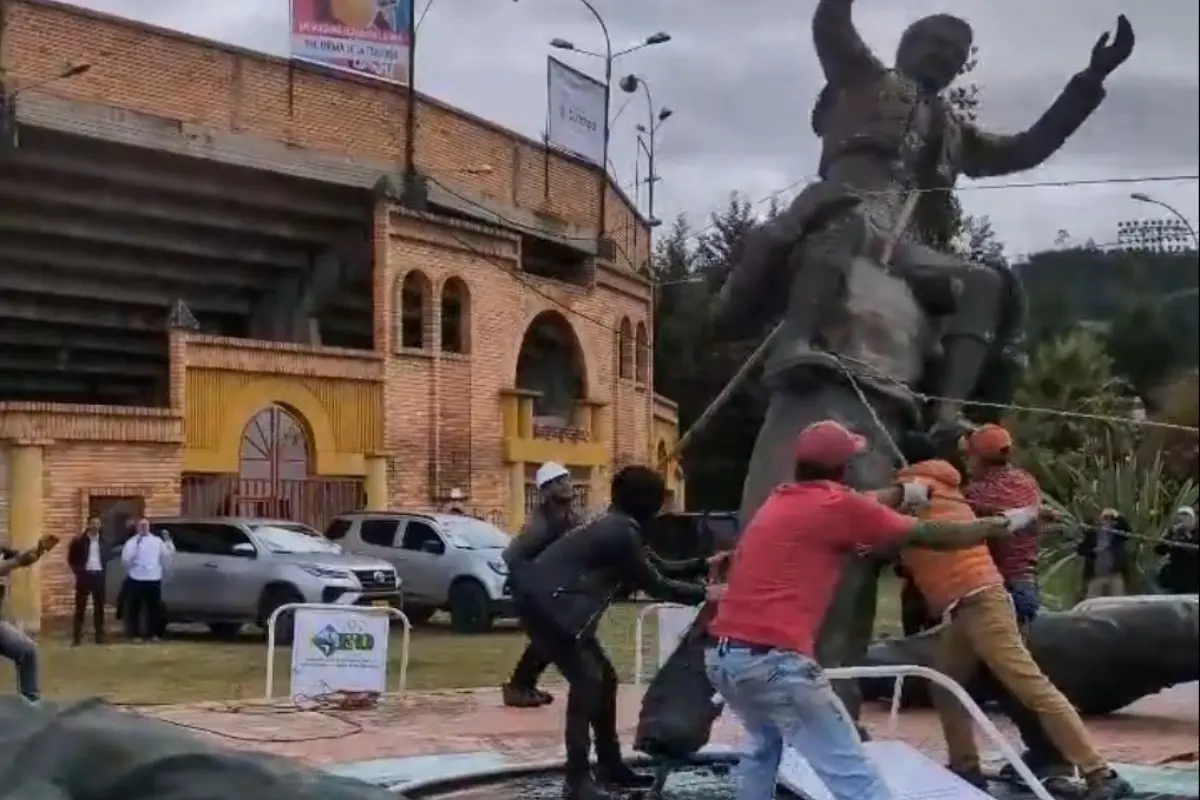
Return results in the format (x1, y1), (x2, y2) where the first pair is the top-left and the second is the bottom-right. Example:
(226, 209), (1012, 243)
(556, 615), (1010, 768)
(290, 606), (390, 700)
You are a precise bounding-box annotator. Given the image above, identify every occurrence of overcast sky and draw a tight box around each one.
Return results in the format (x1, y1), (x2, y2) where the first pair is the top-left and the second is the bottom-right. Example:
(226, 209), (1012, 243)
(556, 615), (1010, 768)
(71, 0), (1199, 258)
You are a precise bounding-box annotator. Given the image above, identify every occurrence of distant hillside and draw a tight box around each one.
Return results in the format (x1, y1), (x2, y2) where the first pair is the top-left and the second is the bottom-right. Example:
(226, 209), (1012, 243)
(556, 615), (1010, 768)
(1014, 247), (1198, 364)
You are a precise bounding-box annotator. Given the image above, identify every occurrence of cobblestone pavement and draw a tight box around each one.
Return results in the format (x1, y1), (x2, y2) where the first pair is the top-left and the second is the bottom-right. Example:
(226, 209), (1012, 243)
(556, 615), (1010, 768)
(139, 681), (1198, 770)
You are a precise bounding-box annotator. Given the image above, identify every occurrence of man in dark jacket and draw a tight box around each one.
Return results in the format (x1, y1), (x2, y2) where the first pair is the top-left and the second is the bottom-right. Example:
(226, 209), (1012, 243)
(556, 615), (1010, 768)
(501, 461), (580, 707)
(1078, 508), (1132, 600)
(516, 465), (715, 800)
(67, 515), (114, 645)
(1156, 506), (1198, 594)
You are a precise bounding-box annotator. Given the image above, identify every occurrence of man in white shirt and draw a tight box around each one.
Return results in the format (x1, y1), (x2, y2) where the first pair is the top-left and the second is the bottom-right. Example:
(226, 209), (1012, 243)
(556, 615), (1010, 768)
(120, 519), (173, 642)
(67, 516), (113, 645)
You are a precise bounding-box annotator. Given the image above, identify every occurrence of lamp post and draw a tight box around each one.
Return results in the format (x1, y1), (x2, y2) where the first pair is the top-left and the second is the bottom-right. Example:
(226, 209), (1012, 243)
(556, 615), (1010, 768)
(618, 74), (671, 226)
(1130, 192), (1199, 248)
(550, 11), (669, 251)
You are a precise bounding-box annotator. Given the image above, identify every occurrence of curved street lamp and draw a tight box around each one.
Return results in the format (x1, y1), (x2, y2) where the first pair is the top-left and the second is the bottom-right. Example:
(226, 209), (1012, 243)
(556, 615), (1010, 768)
(1130, 192), (1199, 248)
(618, 74), (672, 226)
(549, 4), (670, 247)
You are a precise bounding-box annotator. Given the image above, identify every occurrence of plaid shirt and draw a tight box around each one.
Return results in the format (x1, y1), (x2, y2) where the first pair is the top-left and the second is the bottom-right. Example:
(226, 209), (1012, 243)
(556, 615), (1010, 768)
(964, 464), (1043, 582)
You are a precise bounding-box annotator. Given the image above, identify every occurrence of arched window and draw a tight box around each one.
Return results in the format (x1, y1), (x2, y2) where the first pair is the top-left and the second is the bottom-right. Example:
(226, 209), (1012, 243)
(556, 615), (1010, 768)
(617, 317), (633, 380)
(397, 271), (432, 350)
(634, 322), (649, 383)
(440, 277), (470, 354)
(239, 405), (311, 483)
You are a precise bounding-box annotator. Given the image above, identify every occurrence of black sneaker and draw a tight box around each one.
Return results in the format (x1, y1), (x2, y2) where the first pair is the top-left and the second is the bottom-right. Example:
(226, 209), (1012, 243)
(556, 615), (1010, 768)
(502, 684), (543, 708)
(595, 763), (656, 789)
(1082, 768), (1134, 800)
(948, 765), (990, 790)
(562, 775), (619, 800)
(534, 688), (555, 705)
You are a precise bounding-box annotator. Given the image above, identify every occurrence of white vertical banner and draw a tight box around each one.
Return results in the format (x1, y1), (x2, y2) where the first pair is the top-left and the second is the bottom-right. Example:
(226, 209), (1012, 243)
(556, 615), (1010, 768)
(546, 56), (607, 168)
(290, 607), (390, 700)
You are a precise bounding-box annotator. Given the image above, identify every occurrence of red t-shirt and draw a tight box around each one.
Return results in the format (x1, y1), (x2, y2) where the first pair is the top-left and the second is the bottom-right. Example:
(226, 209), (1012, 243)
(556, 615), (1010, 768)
(710, 481), (916, 656)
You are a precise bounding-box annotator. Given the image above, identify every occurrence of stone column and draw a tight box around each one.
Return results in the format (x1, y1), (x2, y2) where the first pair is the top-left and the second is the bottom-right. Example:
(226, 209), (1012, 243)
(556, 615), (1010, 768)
(7, 441), (45, 631)
(364, 454), (389, 511)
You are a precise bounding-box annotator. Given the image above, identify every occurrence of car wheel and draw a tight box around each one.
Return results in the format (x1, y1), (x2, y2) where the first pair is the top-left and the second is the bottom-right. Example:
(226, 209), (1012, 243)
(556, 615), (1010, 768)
(207, 622), (243, 640)
(259, 586), (303, 645)
(448, 580), (492, 634)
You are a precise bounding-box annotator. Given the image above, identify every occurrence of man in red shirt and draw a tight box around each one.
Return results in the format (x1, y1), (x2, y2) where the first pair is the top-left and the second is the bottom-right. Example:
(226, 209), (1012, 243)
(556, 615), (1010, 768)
(962, 424), (1044, 622)
(706, 420), (1034, 800)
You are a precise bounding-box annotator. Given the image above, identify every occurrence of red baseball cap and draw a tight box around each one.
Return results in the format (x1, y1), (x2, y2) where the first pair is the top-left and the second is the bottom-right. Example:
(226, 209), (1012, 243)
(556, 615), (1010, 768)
(794, 420), (867, 470)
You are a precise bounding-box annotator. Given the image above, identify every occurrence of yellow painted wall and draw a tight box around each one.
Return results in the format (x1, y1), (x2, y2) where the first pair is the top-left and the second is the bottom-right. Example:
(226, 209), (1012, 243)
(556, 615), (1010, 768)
(183, 369), (383, 476)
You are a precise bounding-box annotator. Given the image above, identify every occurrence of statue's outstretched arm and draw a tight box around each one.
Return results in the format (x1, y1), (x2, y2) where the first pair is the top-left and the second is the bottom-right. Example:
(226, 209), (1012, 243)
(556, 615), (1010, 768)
(813, 0), (884, 85)
(960, 70), (1107, 179)
(713, 220), (789, 339)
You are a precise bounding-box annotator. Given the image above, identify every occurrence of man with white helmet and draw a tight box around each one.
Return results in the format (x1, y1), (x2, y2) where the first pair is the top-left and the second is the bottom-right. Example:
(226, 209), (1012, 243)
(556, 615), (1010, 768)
(501, 461), (579, 707)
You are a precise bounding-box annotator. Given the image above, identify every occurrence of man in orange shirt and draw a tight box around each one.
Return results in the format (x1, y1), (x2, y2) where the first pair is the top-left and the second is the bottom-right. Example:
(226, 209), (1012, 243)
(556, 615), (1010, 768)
(897, 438), (1132, 800)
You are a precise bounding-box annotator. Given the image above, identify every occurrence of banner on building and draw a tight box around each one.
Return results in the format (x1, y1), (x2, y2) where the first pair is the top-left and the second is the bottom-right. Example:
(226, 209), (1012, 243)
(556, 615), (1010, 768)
(546, 56), (607, 168)
(289, 0), (413, 85)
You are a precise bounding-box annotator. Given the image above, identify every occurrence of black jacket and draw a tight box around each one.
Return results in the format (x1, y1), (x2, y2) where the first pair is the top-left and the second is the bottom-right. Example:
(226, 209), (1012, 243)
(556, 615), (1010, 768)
(1077, 518), (1132, 582)
(67, 533), (115, 577)
(518, 509), (707, 637)
(1156, 524), (1199, 594)
(502, 502), (579, 573)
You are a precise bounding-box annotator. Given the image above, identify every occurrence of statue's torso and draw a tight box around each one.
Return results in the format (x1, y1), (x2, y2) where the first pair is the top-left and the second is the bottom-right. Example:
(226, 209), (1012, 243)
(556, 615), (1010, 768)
(818, 70), (965, 196)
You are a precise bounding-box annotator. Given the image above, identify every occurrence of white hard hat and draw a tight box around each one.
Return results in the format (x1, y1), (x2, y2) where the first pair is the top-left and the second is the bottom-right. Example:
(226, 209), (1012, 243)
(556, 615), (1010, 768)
(535, 462), (570, 488)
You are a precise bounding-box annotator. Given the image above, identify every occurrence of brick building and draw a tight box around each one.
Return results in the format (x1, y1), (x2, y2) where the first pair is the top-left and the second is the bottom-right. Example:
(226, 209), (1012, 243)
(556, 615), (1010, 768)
(0, 0), (682, 628)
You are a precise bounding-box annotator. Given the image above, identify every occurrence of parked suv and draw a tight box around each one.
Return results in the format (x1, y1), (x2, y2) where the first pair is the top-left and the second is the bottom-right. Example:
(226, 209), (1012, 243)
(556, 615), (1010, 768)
(106, 517), (402, 642)
(325, 511), (512, 633)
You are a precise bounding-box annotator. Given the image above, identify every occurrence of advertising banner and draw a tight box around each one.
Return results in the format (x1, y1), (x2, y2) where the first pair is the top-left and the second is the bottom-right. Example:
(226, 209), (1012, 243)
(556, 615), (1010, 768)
(290, 606), (390, 700)
(546, 56), (606, 167)
(290, 0), (413, 85)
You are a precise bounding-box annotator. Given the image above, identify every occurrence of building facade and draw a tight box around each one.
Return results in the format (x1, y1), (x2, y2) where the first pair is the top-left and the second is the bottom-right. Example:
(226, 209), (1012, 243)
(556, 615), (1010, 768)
(0, 0), (682, 627)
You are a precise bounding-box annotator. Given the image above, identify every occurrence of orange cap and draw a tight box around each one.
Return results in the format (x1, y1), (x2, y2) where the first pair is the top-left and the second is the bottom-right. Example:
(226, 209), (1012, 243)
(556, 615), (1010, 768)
(965, 424), (1013, 459)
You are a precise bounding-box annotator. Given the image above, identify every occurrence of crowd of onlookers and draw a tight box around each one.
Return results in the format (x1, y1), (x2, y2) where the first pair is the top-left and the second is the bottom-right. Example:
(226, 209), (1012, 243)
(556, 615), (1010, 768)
(1077, 505), (1198, 600)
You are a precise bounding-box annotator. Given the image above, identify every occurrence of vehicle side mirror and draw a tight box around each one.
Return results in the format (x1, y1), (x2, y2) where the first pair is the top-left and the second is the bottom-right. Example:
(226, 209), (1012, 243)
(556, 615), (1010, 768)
(420, 539), (444, 556)
(231, 542), (257, 558)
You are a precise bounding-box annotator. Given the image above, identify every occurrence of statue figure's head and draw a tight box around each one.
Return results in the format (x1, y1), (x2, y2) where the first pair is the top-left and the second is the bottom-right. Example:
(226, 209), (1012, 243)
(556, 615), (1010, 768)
(895, 14), (973, 91)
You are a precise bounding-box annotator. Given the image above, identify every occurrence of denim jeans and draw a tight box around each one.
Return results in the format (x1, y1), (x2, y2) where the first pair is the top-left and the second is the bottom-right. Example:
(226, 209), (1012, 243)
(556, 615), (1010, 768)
(705, 644), (891, 800)
(0, 621), (40, 701)
(1006, 579), (1041, 624)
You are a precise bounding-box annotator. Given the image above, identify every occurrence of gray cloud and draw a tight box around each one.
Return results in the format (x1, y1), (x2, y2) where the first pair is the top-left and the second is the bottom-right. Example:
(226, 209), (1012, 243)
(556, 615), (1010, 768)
(70, 0), (1199, 255)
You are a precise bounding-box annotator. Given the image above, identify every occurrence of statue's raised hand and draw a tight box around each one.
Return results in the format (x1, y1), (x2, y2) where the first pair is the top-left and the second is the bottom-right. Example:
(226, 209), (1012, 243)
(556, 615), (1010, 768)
(1088, 15), (1134, 80)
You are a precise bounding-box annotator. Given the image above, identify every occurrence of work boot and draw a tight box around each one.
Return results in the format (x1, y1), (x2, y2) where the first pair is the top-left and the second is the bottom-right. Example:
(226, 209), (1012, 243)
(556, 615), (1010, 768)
(595, 762), (656, 789)
(501, 683), (543, 708)
(1082, 768), (1134, 800)
(948, 765), (990, 790)
(562, 773), (618, 800)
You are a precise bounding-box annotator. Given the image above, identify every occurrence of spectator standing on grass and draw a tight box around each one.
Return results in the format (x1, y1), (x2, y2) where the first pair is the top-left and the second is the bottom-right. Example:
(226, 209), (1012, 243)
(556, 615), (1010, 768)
(1077, 508), (1132, 600)
(67, 515), (114, 646)
(120, 519), (173, 642)
(1156, 506), (1199, 595)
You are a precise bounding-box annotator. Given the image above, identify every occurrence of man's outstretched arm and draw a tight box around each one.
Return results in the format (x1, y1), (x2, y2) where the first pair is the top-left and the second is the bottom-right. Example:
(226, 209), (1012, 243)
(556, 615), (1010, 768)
(813, 0), (883, 86)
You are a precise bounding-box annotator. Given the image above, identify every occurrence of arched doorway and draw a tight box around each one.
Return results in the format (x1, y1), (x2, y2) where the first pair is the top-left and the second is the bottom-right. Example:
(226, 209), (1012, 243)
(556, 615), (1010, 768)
(515, 310), (587, 431)
(232, 404), (312, 520)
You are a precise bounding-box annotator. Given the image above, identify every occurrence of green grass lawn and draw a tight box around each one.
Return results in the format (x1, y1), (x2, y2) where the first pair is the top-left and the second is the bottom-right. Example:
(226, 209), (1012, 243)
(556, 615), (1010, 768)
(33, 581), (905, 706)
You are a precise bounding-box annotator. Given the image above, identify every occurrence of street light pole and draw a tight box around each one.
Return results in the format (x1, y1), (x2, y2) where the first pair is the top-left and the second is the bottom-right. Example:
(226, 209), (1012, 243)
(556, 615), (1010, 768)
(1130, 192), (1199, 248)
(619, 74), (672, 226)
(549, 13), (670, 254)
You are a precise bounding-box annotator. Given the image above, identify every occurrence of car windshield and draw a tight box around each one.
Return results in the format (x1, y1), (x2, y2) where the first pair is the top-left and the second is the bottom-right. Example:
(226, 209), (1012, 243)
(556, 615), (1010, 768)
(439, 517), (509, 549)
(253, 526), (342, 554)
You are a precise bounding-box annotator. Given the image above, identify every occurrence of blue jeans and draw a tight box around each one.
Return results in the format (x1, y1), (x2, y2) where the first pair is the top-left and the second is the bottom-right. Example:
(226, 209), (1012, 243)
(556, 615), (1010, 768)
(0, 621), (39, 701)
(705, 644), (891, 800)
(1006, 580), (1040, 624)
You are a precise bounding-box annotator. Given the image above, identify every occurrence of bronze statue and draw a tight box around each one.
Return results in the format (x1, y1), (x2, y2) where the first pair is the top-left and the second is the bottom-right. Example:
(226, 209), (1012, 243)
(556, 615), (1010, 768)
(715, 0), (1134, 717)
